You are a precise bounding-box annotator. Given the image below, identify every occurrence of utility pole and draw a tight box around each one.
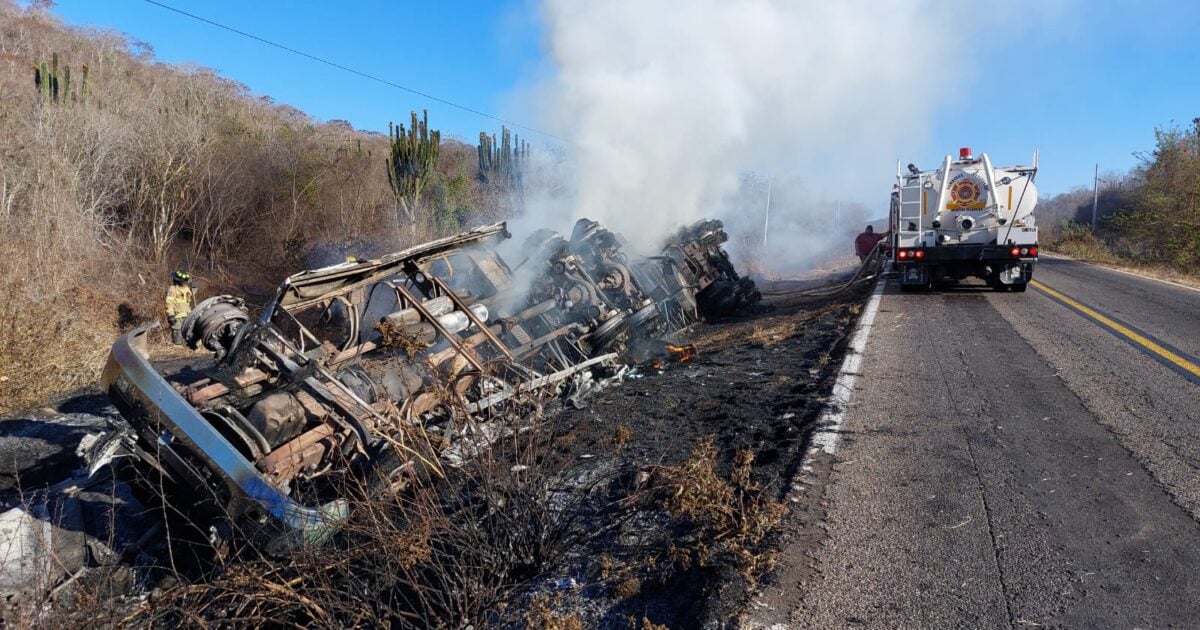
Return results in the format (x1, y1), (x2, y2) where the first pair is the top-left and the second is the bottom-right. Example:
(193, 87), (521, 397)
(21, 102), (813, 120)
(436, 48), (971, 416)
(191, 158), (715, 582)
(763, 176), (772, 248)
(1091, 162), (1099, 231)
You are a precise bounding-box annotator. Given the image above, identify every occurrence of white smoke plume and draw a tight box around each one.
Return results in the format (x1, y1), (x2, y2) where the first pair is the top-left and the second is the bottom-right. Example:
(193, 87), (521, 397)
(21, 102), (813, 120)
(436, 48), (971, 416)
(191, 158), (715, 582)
(515, 0), (1051, 273)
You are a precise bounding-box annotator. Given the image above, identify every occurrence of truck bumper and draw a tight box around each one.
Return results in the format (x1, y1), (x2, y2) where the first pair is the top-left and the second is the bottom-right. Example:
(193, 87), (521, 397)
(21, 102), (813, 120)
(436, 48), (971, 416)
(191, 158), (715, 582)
(895, 245), (1037, 286)
(101, 324), (346, 553)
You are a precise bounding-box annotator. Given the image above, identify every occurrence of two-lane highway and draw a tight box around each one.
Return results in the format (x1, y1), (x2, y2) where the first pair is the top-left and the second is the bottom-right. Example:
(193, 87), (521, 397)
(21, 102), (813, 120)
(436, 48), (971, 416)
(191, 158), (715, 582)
(752, 256), (1200, 628)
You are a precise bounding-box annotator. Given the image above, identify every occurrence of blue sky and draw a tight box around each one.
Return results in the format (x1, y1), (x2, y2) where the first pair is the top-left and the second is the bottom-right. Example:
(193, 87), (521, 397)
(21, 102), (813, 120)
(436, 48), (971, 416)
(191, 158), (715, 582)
(47, 1), (545, 143)
(42, 0), (1200, 197)
(930, 0), (1200, 195)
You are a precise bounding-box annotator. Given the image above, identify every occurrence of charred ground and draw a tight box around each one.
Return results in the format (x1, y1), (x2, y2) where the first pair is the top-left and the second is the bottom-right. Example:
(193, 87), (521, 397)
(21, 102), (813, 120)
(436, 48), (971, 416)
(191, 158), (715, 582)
(500, 281), (867, 627)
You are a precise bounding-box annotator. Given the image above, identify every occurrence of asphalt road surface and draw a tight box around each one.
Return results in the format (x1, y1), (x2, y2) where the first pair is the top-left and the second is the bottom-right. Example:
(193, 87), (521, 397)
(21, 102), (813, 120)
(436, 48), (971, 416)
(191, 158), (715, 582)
(754, 256), (1200, 628)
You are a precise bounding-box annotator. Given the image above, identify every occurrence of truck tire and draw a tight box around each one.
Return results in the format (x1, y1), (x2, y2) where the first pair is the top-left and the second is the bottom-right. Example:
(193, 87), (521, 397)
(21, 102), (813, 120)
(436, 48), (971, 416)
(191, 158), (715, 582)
(1010, 282), (1028, 293)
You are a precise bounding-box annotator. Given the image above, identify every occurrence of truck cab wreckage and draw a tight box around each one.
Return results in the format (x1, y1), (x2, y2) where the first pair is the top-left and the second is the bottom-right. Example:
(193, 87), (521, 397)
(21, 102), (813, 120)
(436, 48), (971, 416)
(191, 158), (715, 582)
(100, 218), (759, 551)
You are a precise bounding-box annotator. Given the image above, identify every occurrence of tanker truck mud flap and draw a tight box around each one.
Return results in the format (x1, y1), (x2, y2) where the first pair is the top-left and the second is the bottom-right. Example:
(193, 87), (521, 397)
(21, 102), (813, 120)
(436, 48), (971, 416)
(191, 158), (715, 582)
(898, 265), (931, 289)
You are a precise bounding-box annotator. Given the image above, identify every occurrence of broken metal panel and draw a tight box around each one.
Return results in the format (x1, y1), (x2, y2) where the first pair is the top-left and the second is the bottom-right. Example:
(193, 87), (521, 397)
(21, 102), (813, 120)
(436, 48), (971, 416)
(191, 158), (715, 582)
(101, 217), (759, 550)
(271, 222), (510, 311)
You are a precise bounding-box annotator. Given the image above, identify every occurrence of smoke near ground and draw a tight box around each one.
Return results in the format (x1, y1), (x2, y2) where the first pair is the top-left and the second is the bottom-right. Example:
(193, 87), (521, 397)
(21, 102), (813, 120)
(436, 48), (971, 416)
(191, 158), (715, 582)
(515, 0), (1051, 273)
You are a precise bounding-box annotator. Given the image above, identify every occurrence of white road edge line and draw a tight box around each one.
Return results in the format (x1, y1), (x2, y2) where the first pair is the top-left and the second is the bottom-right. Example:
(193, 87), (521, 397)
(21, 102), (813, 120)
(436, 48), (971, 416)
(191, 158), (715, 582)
(1042, 252), (1200, 294)
(809, 279), (886, 455)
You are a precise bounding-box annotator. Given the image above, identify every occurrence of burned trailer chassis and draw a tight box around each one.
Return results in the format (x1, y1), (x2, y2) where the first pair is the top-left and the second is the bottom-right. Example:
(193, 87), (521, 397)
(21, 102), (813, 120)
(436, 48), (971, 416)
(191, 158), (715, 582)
(101, 218), (758, 550)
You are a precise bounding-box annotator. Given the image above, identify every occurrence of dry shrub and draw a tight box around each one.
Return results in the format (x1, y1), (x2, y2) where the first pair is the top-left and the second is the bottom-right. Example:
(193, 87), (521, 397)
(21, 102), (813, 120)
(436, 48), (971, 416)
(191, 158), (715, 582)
(594, 554), (616, 580)
(637, 616), (672, 630)
(654, 439), (785, 587)
(613, 424), (633, 445)
(123, 415), (623, 628)
(1053, 223), (1123, 265)
(0, 275), (114, 413)
(613, 577), (642, 598)
(375, 318), (428, 357)
(525, 594), (585, 630)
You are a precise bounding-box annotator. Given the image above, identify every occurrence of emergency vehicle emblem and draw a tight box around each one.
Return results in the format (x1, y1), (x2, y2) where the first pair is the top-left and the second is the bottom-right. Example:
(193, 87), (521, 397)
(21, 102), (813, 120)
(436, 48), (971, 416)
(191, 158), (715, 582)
(947, 172), (988, 210)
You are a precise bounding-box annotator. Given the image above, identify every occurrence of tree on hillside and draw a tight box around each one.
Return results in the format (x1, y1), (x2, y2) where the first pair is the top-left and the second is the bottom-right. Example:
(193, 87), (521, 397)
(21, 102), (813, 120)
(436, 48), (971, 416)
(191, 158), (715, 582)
(1109, 119), (1200, 270)
(386, 110), (440, 238)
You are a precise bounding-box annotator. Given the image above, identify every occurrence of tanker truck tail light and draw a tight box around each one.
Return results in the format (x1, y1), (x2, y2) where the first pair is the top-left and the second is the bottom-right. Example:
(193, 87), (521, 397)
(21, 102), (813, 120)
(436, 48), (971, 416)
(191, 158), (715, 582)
(1010, 247), (1021, 257)
(896, 248), (924, 261)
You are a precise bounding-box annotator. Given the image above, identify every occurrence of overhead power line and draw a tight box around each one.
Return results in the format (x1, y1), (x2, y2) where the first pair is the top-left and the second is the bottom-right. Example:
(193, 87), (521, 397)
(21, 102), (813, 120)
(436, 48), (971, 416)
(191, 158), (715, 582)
(141, 0), (561, 141)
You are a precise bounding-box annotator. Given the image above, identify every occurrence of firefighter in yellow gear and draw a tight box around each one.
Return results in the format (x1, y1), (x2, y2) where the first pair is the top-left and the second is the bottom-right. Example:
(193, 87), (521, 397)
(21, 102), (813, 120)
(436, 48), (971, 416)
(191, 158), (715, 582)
(165, 270), (194, 345)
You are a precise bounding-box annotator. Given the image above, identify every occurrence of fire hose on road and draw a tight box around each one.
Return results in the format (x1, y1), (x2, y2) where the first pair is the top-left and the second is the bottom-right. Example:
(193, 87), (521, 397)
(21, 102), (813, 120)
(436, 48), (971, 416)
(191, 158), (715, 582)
(758, 240), (888, 299)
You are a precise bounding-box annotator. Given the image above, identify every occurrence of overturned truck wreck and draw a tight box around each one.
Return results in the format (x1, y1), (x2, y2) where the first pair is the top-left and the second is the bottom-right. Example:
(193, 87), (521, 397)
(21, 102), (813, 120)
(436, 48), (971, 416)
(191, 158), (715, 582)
(101, 218), (759, 551)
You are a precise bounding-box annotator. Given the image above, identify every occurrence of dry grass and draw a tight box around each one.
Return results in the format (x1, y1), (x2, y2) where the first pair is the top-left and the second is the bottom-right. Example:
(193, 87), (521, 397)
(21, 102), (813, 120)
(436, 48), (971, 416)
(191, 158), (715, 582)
(637, 616), (672, 630)
(613, 577), (642, 598)
(0, 275), (115, 413)
(692, 303), (829, 353)
(526, 594), (585, 630)
(1053, 234), (1123, 266)
(814, 352), (832, 370)
(375, 318), (429, 357)
(748, 318), (798, 347)
(653, 439), (786, 588)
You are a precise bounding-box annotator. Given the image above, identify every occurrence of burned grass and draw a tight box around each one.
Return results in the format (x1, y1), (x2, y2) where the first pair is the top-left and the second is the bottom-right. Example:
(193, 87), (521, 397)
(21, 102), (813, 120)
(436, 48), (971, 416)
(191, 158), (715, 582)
(497, 284), (870, 626)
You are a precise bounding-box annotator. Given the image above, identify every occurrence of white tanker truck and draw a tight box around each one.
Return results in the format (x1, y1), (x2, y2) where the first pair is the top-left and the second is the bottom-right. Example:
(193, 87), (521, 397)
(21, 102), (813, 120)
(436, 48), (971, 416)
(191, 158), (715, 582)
(890, 147), (1039, 291)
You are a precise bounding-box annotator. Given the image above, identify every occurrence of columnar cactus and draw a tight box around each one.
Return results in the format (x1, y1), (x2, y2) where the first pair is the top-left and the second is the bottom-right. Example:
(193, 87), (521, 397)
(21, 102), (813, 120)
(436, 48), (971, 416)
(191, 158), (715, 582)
(477, 126), (527, 187)
(35, 61), (49, 101)
(32, 53), (90, 105)
(386, 110), (442, 233)
(50, 52), (59, 102)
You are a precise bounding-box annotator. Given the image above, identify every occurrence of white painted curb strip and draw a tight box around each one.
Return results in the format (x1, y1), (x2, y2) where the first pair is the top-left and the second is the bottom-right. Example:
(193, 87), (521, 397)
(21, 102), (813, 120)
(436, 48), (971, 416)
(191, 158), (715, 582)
(809, 280), (886, 455)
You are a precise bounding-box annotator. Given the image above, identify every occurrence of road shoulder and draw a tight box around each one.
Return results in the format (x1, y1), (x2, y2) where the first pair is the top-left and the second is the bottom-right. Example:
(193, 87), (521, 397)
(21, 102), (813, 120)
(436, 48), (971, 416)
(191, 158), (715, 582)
(748, 282), (1200, 628)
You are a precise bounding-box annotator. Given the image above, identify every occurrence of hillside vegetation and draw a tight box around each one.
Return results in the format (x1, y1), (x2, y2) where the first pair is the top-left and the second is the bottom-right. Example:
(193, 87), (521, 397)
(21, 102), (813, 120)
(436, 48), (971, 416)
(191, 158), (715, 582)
(1041, 119), (1200, 275)
(0, 2), (520, 412)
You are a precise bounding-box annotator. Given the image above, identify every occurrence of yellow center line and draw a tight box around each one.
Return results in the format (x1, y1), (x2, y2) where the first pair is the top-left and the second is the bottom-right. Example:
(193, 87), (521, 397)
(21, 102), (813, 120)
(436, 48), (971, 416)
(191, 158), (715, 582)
(1030, 280), (1200, 379)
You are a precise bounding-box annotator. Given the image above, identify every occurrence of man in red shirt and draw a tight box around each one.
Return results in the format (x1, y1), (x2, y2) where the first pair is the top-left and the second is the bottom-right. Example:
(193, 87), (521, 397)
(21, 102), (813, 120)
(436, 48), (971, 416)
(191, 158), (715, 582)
(854, 225), (885, 262)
